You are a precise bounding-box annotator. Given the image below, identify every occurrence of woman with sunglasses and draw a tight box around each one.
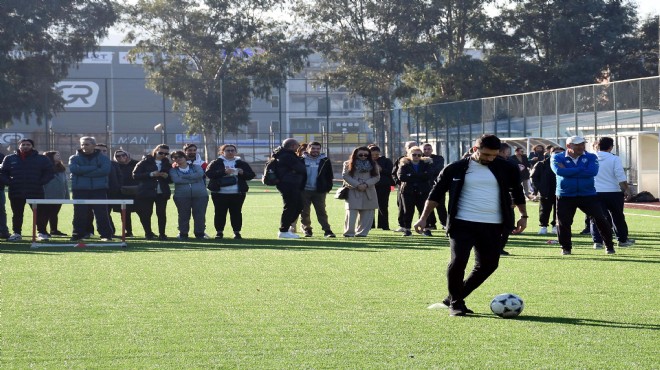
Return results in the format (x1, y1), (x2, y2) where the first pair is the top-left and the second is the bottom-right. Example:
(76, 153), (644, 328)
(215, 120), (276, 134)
(113, 149), (139, 237)
(132, 144), (172, 240)
(397, 146), (434, 237)
(205, 144), (256, 239)
(169, 150), (209, 240)
(341, 146), (380, 237)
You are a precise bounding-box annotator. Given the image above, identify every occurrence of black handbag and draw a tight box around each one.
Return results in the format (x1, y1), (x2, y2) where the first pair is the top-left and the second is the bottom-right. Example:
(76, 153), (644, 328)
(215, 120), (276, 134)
(219, 176), (238, 187)
(334, 185), (349, 200)
(120, 185), (139, 196)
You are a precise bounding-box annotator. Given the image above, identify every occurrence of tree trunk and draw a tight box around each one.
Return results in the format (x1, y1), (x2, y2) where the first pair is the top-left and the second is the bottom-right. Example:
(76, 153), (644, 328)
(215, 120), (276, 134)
(202, 129), (217, 162)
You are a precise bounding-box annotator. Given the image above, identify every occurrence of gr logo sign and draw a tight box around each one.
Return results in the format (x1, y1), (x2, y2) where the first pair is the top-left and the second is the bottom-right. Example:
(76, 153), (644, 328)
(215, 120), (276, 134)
(0, 133), (25, 145)
(56, 81), (100, 108)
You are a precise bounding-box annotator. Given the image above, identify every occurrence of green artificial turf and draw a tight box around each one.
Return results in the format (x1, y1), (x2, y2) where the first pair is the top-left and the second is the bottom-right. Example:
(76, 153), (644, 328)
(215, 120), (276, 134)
(1, 184), (659, 368)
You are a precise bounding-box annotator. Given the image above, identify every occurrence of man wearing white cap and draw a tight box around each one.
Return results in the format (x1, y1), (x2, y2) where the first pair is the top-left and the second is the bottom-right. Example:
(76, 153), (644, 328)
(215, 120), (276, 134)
(551, 136), (615, 255)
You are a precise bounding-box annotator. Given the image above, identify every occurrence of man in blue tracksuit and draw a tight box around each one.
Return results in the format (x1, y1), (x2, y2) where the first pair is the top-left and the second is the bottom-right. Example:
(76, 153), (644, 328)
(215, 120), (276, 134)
(551, 136), (615, 255)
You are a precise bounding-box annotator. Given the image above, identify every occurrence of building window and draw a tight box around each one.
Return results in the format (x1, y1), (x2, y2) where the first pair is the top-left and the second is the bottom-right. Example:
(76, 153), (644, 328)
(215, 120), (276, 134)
(343, 97), (363, 110)
(270, 95), (280, 108)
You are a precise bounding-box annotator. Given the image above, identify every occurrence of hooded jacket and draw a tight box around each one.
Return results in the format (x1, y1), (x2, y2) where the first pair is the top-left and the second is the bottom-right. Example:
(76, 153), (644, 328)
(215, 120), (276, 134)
(169, 164), (208, 198)
(551, 151), (599, 197)
(206, 156), (256, 193)
(594, 151), (627, 193)
(302, 153), (334, 193)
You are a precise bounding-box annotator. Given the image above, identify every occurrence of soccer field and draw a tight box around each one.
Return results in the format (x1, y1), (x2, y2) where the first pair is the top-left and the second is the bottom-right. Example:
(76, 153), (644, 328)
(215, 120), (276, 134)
(1, 184), (659, 368)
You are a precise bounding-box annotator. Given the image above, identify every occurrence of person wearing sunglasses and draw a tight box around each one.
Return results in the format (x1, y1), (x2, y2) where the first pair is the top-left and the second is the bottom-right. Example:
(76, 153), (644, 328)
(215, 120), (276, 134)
(396, 146), (435, 237)
(341, 146), (380, 237)
(169, 150), (209, 240)
(205, 144), (256, 239)
(113, 149), (139, 237)
(132, 144), (172, 240)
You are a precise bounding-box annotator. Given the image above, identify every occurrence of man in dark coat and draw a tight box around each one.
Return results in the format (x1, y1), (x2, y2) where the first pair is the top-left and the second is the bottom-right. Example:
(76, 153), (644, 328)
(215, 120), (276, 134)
(0, 151), (9, 238)
(531, 147), (564, 235)
(368, 145), (394, 230)
(273, 138), (306, 239)
(0, 139), (54, 241)
(422, 143), (447, 229)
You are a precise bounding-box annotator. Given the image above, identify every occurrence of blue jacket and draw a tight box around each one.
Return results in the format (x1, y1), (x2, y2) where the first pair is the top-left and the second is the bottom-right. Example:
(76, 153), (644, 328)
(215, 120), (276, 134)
(551, 151), (599, 197)
(69, 149), (111, 190)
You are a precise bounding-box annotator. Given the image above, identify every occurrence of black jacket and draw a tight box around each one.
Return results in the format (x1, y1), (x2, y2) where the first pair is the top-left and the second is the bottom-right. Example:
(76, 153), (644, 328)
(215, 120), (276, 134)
(0, 149), (54, 199)
(302, 154), (334, 193)
(117, 159), (139, 187)
(530, 159), (556, 198)
(428, 157), (526, 233)
(108, 161), (123, 199)
(206, 157), (256, 193)
(427, 154), (445, 183)
(508, 154), (531, 180)
(273, 147), (306, 190)
(132, 155), (172, 199)
(397, 157), (433, 196)
(375, 156), (394, 188)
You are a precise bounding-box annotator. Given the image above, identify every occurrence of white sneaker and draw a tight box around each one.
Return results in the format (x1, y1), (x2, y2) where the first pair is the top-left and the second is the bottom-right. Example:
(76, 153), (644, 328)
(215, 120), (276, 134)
(8, 233), (22, 241)
(394, 227), (405, 232)
(278, 231), (300, 239)
(551, 226), (557, 234)
(288, 226), (296, 233)
(538, 227), (548, 235)
(593, 243), (603, 249)
(37, 233), (50, 241)
(618, 239), (635, 247)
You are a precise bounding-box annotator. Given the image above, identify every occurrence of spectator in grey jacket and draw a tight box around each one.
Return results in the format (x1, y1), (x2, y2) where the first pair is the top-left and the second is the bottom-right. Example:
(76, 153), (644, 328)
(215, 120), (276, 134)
(69, 136), (114, 241)
(169, 151), (209, 240)
(36, 151), (70, 240)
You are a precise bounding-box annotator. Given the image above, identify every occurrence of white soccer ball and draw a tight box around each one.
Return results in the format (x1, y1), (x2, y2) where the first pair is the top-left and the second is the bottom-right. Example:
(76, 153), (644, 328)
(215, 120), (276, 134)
(490, 293), (524, 318)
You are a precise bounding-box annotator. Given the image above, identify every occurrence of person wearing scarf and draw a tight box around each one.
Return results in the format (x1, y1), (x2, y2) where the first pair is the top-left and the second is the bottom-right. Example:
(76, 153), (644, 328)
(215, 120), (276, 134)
(341, 146), (380, 237)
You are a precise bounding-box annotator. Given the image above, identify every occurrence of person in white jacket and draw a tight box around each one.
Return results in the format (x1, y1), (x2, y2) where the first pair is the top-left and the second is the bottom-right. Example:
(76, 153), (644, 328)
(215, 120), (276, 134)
(591, 137), (635, 248)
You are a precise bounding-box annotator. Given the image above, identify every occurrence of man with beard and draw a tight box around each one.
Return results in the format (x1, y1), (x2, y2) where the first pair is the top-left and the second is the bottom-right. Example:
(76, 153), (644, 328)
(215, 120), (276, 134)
(414, 134), (527, 316)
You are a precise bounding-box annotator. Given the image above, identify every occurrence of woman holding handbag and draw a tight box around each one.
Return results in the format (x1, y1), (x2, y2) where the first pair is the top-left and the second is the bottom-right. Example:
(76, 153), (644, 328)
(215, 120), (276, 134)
(205, 144), (256, 239)
(169, 151), (209, 240)
(132, 144), (172, 240)
(341, 146), (380, 237)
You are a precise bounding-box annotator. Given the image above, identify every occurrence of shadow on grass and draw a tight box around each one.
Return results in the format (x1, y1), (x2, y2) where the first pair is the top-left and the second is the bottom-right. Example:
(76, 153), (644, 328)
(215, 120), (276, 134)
(504, 253), (660, 264)
(467, 313), (660, 330)
(0, 235), (448, 254)
(511, 314), (660, 330)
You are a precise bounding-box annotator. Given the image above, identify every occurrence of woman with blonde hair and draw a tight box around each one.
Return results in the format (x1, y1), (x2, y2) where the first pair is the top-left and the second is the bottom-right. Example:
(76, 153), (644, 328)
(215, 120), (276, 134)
(341, 146), (380, 237)
(397, 146), (434, 237)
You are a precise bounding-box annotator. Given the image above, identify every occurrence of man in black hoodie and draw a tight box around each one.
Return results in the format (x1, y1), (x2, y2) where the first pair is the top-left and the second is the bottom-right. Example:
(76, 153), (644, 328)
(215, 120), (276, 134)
(273, 138), (306, 239)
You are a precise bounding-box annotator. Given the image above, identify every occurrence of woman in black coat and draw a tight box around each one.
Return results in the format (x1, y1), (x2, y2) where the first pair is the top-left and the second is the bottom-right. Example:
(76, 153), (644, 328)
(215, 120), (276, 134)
(396, 146), (434, 237)
(132, 144), (172, 240)
(205, 144), (256, 239)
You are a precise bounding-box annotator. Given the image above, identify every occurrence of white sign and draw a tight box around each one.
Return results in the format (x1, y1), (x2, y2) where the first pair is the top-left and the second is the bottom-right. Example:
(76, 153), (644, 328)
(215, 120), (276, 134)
(0, 133), (25, 145)
(82, 52), (113, 64)
(55, 81), (100, 108)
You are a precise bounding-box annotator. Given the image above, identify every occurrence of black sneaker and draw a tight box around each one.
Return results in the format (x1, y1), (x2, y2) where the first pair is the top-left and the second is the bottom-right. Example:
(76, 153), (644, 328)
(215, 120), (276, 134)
(423, 230), (433, 237)
(158, 234), (168, 240)
(50, 230), (68, 236)
(449, 304), (473, 316)
(403, 230), (412, 237)
(579, 228), (590, 235)
(215, 233), (224, 239)
(324, 230), (336, 238)
(70, 235), (83, 242)
(561, 249), (572, 255)
(500, 250), (510, 256)
(606, 248), (616, 254)
(145, 233), (156, 240)
(304, 230), (313, 237)
(125, 232), (134, 238)
(234, 233), (242, 240)
(442, 298), (474, 314)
